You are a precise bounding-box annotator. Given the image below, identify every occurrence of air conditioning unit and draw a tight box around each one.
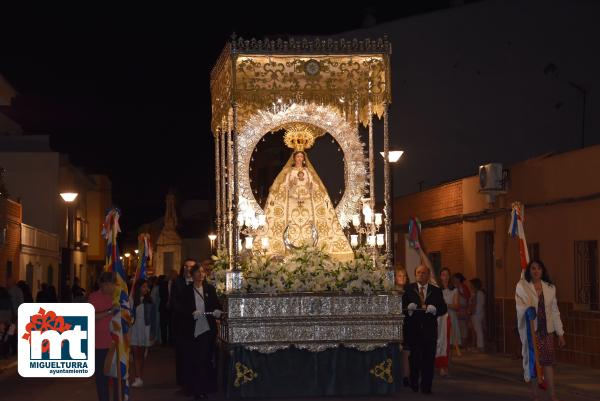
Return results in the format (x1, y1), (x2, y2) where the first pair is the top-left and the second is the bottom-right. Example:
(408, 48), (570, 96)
(478, 163), (507, 194)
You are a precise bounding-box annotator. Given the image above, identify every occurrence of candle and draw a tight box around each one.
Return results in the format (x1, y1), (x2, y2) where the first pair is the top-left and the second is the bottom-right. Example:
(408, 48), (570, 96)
(363, 205), (373, 223)
(367, 235), (376, 247)
(350, 234), (358, 248)
(352, 214), (361, 228)
(257, 214), (266, 227)
(261, 237), (269, 250)
(245, 236), (254, 250)
(376, 233), (385, 247)
(375, 213), (383, 226)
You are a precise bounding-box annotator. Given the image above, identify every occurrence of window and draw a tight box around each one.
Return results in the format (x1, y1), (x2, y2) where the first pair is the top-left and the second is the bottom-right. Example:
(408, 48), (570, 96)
(574, 241), (599, 310)
(428, 251), (442, 278)
(528, 243), (540, 261)
(75, 218), (89, 244)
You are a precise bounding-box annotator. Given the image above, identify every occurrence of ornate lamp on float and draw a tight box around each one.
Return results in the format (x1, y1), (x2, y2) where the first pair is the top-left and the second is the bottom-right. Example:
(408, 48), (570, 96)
(350, 199), (385, 249)
(236, 207), (267, 254)
(227, 208), (267, 291)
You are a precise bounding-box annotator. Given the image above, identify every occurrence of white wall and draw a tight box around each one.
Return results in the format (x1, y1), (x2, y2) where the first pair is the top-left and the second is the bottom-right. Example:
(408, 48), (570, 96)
(0, 152), (60, 233)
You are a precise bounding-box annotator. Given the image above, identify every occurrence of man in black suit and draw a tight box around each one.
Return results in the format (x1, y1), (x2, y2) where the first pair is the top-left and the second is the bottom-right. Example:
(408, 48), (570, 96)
(172, 258), (196, 389)
(402, 265), (447, 394)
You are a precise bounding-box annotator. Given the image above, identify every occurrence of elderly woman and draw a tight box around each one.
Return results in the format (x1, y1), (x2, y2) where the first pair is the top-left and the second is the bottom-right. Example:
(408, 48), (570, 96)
(182, 263), (223, 400)
(516, 260), (565, 401)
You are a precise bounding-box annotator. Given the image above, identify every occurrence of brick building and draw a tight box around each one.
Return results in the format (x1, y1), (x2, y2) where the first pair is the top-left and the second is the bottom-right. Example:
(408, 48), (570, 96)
(394, 145), (600, 368)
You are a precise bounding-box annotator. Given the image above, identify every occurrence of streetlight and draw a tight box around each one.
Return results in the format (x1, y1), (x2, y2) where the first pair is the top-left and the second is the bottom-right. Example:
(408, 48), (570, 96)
(379, 150), (404, 163)
(379, 150), (404, 265)
(59, 192), (78, 301)
(60, 192), (78, 203)
(208, 233), (217, 254)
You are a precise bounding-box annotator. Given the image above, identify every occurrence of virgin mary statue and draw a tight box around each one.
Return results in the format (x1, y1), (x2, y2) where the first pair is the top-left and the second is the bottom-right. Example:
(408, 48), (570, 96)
(260, 124), (354, 262)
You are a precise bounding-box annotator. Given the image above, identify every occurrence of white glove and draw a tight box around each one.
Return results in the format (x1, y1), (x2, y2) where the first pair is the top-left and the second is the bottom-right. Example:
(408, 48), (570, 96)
(212, 309), (223, 319)
(407, 303), (417, 316)
(426, 304), (437, 315)
(192, 310), (202, 319)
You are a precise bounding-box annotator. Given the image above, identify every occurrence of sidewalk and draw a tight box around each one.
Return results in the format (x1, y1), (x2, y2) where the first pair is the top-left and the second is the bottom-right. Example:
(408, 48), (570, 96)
(452, 351), (600, 399)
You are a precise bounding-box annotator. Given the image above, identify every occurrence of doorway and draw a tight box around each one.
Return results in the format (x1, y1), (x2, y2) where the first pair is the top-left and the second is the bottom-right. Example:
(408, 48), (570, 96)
(476, 230), (495, 352)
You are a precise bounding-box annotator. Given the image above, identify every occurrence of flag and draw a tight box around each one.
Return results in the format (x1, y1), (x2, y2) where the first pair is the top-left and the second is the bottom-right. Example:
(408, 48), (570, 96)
(103, 208), (131, 401)
(130, 233), (152, 303)
(408, 217), (421, 249)
(508, 203), (530, 276)
(510, 202), (545, 388)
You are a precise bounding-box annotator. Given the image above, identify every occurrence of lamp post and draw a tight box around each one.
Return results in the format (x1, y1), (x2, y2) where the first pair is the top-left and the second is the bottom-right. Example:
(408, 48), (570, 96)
(380, 150), (404, 265)
(59, 192), (78, 301)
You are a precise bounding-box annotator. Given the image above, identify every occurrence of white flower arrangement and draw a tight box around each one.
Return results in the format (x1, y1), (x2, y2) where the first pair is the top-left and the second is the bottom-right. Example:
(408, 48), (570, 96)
(211, 246), (393, 295)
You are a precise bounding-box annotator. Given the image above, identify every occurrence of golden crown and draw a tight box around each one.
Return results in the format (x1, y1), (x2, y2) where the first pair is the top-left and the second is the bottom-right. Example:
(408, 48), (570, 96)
(283, 123), (319, 151)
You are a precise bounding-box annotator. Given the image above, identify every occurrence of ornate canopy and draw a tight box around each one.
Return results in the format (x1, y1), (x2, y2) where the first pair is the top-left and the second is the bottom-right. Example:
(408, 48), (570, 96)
(210, 36), (392, 133)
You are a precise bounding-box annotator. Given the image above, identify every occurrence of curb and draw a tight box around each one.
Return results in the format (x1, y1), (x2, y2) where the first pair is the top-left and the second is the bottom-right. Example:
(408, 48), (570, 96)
(453, 361), (599, 400)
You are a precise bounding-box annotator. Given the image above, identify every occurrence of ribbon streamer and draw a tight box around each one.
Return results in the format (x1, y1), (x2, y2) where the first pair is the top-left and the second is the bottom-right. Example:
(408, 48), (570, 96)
(408, 217), (421, 249)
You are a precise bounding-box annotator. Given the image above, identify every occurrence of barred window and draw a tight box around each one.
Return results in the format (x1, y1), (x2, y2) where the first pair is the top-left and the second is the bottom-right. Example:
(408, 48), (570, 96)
(574, 241), (599, 311)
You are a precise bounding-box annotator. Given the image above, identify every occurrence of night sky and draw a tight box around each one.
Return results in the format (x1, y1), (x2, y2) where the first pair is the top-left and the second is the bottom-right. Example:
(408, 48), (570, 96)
(0, 2), (469, 231)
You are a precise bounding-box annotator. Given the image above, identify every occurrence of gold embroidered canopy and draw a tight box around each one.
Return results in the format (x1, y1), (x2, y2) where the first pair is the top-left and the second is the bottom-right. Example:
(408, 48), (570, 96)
(210, 36), (392, 133)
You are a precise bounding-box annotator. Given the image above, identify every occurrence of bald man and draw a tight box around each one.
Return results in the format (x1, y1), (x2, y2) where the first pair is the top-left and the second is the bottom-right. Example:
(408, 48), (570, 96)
(402, 265), (447, 394)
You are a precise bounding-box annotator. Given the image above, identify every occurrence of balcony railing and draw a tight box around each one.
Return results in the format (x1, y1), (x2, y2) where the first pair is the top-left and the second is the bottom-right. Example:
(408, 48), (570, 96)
(21, 224), (59, 252)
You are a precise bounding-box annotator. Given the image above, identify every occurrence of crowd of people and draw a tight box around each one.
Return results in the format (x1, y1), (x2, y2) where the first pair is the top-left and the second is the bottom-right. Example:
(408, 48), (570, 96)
(2, 249), (565, 401)
(396, 254), (565, 401)
(86, 258), (221, 401)
(0, 274), (95, 359)
(0, 277), (32, 359)
(395, 263), (488, 388)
